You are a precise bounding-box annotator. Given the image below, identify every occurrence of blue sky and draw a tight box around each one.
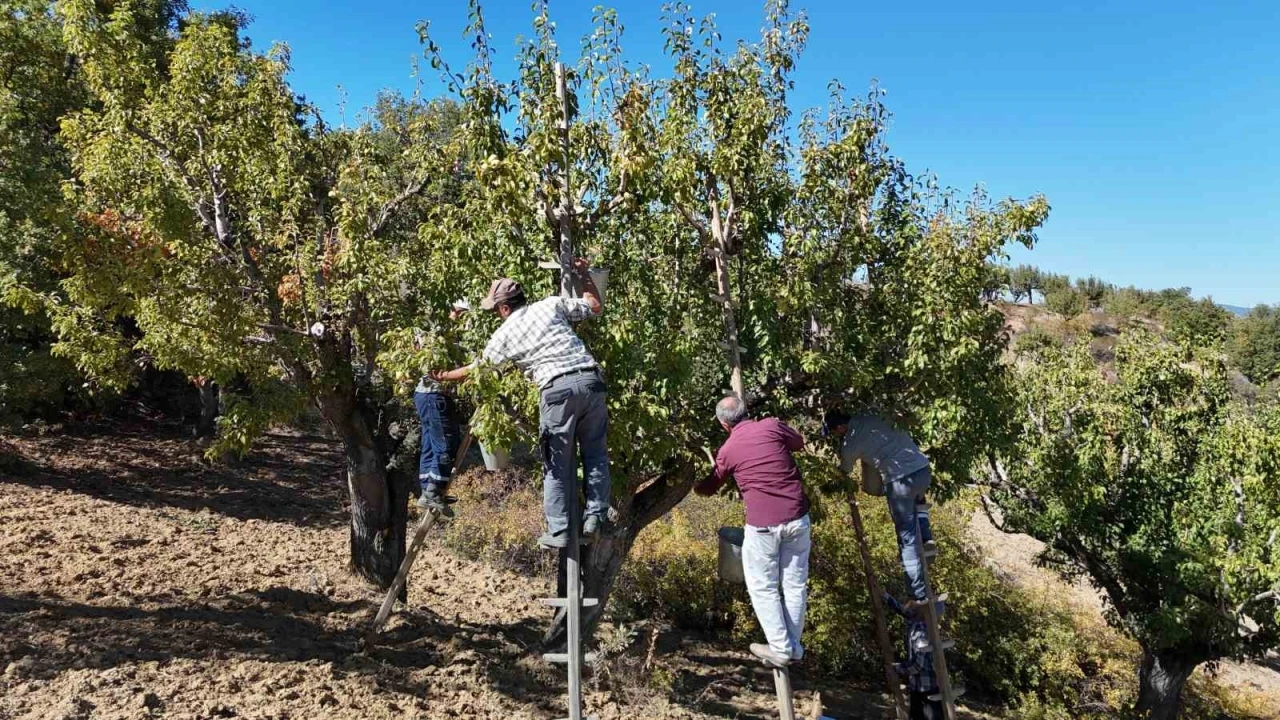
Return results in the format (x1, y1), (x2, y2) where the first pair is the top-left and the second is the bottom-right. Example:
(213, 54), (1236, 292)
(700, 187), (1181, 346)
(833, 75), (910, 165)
(209, 0), (1278, 307)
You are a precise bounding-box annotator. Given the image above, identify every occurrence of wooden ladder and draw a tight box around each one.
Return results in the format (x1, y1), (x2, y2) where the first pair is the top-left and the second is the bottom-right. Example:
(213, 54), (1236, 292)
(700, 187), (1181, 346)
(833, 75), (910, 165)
(367, 431), (475, 638)
(848, 489), (964, 720)
(912, 502), (964, 720)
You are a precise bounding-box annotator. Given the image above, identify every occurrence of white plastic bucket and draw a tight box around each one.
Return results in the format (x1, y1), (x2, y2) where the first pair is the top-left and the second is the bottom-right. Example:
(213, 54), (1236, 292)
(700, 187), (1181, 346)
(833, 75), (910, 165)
(538, 262), (609, 304)
(588, 267), (609, 304)
(717, 526), (746, 584)
(480, 444), (510, 471)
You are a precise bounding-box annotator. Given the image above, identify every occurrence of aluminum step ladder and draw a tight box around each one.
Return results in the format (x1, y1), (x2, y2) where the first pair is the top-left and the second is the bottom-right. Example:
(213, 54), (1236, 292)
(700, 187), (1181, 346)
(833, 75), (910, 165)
(539, 476), (598, 720)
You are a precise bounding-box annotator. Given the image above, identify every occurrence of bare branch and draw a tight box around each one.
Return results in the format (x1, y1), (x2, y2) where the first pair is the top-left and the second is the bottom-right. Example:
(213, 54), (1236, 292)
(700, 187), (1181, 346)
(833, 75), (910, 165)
(979, 493), (1008, 532)
(370, 175), (431, 239)
(677, 202), (710, 242)
(258, 323), (310, 338)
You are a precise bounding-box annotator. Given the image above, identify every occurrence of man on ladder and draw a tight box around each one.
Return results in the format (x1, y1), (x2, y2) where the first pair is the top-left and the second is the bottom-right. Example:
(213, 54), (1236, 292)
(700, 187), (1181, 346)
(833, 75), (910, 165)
(697, 396), (812, 669)
(431, 262), (610, 547)
(822, 410), (934, 606)
(823, 409), (962, 720)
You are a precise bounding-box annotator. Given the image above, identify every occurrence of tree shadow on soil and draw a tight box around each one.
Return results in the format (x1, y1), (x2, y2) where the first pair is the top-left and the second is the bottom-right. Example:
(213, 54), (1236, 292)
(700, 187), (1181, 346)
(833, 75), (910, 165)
(1, 587), (578, 712)
(376, 609), (569, 716)
(0, 420), (347, 528)
(0, 589), (444, 699)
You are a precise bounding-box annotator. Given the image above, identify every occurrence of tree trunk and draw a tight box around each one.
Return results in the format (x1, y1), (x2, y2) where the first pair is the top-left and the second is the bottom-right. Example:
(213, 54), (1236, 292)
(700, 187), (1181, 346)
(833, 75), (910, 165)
(1134, 649), (1195, 720)
(319, 392), (409, 589)
(543, 463), (697, 647)
(195, 381), (219, 439)
(711, 245), (745, 400)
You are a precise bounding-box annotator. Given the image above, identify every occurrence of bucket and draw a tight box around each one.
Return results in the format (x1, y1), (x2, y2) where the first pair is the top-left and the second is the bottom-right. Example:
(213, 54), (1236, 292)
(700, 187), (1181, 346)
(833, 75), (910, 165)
(537, 262), (609, 304)
(587, 267), (609, 305)
(717, 526), (746, 584)
(480, 444), (510, 471)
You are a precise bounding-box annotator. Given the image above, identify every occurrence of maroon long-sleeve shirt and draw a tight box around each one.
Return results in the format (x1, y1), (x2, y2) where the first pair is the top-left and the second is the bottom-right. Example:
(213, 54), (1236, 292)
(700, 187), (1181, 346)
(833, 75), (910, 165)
(695, 417), (810, 528)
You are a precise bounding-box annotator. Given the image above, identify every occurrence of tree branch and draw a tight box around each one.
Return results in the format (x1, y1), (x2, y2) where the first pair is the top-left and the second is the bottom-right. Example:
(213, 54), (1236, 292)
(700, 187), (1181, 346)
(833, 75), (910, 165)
(370, 175), (430, 239)
(632, 460), (697, 529)
(677, 202), (710, 242)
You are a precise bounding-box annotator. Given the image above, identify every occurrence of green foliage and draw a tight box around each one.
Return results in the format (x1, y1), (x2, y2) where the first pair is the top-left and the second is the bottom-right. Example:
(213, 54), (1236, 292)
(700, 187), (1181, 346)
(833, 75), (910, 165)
(1157, 291), (1232, 346)
(615, 494), (743, 628)
(0, 305), (83, 421)
(995, 332), (1280, 712)
(1075, 276), (1108, 310)
(1042, 274), (1086, 317)
(1012, 324), (1064, 355)
(0, 0), (94, 416)
(1227, 304), (1280, 385)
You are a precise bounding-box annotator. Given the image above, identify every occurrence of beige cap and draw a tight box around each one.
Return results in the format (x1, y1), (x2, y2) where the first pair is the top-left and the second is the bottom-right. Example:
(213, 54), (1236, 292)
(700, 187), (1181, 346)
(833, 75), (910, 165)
(479, 278), (524, 310)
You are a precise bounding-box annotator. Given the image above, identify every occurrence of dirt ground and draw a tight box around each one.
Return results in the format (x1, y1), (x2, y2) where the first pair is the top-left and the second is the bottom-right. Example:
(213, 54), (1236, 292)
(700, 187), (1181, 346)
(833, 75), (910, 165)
(0, 419), (984, 720)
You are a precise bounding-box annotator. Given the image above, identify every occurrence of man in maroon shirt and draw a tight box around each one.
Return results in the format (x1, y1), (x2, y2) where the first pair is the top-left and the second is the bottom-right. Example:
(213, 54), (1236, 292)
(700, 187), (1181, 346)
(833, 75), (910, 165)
(696, 395), (811, 667)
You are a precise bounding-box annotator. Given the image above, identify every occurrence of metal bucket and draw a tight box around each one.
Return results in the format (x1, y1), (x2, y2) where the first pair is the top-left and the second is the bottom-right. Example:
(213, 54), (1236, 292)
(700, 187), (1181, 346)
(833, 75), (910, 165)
(717, 527), (746, 584)
(480, 444), (510, 471)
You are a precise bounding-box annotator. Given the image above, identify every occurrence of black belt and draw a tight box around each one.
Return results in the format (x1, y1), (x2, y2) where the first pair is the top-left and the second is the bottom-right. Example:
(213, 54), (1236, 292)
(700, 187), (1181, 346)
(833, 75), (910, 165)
(546, 367), (600, 385)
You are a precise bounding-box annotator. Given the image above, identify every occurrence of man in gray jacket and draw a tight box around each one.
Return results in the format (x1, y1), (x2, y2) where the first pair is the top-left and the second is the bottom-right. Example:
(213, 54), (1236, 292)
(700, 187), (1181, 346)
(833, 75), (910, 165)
(824, 410), (934, 603)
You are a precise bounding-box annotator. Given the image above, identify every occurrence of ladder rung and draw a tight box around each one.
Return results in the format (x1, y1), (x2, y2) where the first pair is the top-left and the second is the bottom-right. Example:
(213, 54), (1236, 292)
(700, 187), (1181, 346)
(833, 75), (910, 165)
(929, 685), (966, 702)
(924, 548), (939, 560)
(538, 260), (563, 270)
(542, 652), (598, 664)
(936, 637), (956, 651)
(540, 597), (599, 608)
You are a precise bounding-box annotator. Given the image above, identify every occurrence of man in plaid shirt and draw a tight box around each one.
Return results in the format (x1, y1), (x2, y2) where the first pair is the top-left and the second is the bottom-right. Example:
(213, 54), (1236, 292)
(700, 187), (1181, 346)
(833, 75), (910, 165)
(885, 591), (945, 720)
(432, 259), (610, 549)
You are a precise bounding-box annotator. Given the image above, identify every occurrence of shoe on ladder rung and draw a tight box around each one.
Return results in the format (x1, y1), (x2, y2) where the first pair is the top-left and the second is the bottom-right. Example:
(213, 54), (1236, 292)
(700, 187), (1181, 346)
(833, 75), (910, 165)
(417, 493), (457, 517)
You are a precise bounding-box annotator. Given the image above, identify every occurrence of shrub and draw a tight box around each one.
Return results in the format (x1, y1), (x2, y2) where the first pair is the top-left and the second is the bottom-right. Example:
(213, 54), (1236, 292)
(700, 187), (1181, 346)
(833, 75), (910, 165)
(1013, 325), (1064, 355)
(1044, 287), (1086, 317)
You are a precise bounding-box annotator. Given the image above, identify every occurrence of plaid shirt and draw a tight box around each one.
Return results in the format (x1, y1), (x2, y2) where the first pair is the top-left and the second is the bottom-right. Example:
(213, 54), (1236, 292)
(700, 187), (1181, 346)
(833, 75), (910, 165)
(482, 296), (599, 389)
(885, 593), (938, 693)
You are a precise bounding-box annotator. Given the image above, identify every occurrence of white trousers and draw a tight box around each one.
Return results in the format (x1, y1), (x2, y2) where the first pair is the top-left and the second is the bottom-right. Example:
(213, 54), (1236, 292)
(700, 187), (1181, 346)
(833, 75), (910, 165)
(742, 513), (812, 659)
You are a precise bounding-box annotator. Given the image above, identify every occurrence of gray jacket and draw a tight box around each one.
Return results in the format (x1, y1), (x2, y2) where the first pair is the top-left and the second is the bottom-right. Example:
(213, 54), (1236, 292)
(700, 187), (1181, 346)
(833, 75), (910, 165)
(838, 414), (930, 482)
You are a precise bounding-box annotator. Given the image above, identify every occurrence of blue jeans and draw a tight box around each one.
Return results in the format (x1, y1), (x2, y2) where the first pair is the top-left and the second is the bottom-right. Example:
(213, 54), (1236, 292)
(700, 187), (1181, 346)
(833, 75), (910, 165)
(887, 466), (933, 601)
(414, 391), (461, 491)
(538, 370), (611, 534)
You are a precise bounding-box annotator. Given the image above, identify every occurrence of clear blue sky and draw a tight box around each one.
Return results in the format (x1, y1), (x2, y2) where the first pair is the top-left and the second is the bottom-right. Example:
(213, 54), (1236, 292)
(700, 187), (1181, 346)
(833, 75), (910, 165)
(204, 0), (1279, 307)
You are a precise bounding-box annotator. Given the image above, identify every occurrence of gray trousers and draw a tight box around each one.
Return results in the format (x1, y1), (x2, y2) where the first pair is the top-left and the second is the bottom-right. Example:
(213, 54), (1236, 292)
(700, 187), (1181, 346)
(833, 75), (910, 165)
(538, 370), (611, 534)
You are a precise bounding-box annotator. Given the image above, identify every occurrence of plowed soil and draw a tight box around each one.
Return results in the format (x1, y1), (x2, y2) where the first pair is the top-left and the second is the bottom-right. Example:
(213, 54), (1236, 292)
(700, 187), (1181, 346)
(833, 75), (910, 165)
(0, 419), (926, 720)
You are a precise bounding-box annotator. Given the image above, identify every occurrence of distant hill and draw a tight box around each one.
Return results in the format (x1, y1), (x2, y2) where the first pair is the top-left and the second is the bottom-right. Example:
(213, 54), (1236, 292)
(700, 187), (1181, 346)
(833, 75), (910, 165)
(1221, 304), (1252, 317)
